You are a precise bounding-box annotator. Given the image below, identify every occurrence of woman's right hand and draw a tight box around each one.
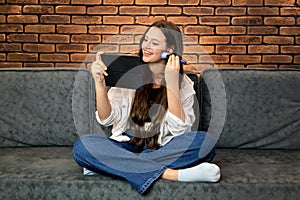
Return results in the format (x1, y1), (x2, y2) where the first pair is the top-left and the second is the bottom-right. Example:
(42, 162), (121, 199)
(91, 51), (108, 86)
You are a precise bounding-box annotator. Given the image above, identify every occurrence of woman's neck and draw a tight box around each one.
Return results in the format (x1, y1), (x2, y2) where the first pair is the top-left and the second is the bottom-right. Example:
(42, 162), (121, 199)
(149, 62), (165, 88)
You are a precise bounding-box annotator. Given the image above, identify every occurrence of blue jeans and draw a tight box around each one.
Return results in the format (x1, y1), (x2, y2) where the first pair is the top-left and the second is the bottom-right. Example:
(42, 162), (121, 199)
(72, 131), (216, 194)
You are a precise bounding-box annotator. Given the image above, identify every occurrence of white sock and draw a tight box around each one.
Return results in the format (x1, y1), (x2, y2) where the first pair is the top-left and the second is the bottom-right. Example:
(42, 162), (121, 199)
(178, 162), (221, 182)
(83, 167), (98, 175)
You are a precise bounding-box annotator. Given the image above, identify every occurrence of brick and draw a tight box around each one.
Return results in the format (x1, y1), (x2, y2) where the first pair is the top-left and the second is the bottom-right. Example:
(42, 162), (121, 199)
(295, 56), (300, 64)
(57, 25), (87, 33)
(7, 34), (38, 42)
(71, 0), (101, 4)
(183, 7), (213, 15)
(281, 8), (300, 16)
(0, 15), (5, 23)
(185, 64), (213, 73)
(7, 53), (38, 61)
(232, 36), (262, 44)
(264, 36), (294, 44)
(70, 53), (95, 62)
(216, 45), (246, 54)
(215, 64), (245, 68)
(120, 25), (148, 34)
(279, 65), (300, 69)
(72, 16), (101, 24)
(200, 36), (230, 44)
(0, 0), (4, 3)
(103, 16), (134, 24)
(40, 0), (70, 4)
(55, 63), (83, 68)
(185, 26), (214, 35)
(182, 55), (198, 64)
(40, 54), (69, 62)
(297, 37), (300, 44)
(7, 15), (38, 23)
(199, 55), (229, 64)
(57, 44), (87, 52)
(0, 43), (22, 51)
(135, 0), (166, 5)
(0, 53), (5, 61)
(232, 17), (262, 25)
(120, 6), (150, 15)
(40, 15), (70, 24)
(169, 0), (199, 5)
(182, 35), (198, 44)
(263, 55), (293, 63)
(232, 0), (262, 6)
(199, 16), (230, 25)
(152, 7), (181, 15)
(40, 34), (70, 43)
(56, 6), (86, 14)
(216, 26), (246, 35)
(167, 16), (198, 25)
(281, 46), (300, 54)
(0, 62), (22, 68)
(89, 44), (119, 53)
(280, 27), (300, 35)
(264, 17), (295, 25)
(184, 45), (214, 54)
(248, 26), (278, 35)
(135, 16), (166, 25)
(247, 64), (277, 68)
(0, 34), (5, 41)
(248, 7), (279, 15)
(0, 25), (23, 32)
(265, 0), (295, 6)
(24, 63), (55, 68)
(231, 55), (261, 64)
(23, 44), (55, 52)
(87, 6), (117, 14)
(7, 0), (38, 3)
(25, 25), (55, 33)
(0, 5), (22, 14)
(102, 35), (134, 44)
(104, 0), (134, 4)
(71, 35), (101, 43)
(23, 5), (54, 14)
(201, 0), (230, 6)
(89, 25), (119, 34)
(216, 7), (246, 15)
(248, 45), (279, 54)
(120, 44), (140, 54)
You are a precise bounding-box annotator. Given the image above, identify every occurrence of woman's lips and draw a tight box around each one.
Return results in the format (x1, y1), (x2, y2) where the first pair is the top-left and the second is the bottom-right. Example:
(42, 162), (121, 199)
(143, 50), (153, 57)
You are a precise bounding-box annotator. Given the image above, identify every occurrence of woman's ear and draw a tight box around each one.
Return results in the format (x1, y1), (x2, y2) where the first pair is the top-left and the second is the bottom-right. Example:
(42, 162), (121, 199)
(167, 46), (175, 54)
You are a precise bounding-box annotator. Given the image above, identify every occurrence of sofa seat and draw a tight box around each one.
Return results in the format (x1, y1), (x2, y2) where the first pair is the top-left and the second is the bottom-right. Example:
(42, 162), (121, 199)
(1, 147), (299, 200)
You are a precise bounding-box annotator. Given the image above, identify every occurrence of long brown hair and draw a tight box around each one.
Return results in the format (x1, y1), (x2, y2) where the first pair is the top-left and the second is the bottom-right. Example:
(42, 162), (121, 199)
(129, 20), (184, 151)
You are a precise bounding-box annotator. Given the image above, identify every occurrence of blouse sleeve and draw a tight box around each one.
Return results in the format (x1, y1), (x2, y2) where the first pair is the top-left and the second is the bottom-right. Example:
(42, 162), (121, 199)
(95, 87), (127, 126)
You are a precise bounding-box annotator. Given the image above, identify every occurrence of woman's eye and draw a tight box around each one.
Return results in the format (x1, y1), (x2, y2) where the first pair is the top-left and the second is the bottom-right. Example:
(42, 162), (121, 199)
(152, 42), (159, 46)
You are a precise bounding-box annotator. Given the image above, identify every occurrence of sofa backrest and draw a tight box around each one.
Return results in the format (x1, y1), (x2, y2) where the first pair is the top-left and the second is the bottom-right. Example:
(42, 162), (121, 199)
(0, 68), (97, 147)
(199, 68), (300, 150)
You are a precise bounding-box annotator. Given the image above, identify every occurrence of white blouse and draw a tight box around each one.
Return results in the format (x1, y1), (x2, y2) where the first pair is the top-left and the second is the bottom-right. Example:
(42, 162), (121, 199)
(96, 74), (196, 146)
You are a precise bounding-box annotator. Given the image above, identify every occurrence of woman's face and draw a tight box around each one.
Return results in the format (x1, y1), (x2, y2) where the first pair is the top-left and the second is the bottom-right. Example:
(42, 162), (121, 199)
(141, 27), (167, 64)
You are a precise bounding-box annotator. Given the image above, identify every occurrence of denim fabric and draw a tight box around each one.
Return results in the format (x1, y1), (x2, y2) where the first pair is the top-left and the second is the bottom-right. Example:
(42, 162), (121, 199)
(72, 131), (216, 194)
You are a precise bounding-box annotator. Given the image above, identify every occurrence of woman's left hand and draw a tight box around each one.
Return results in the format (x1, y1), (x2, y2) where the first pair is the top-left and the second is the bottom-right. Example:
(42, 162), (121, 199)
(165, 54), (180, 87)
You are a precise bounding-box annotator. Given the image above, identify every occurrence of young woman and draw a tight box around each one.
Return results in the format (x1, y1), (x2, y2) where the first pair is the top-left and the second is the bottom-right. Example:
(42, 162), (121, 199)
(73, 20), (220, 194)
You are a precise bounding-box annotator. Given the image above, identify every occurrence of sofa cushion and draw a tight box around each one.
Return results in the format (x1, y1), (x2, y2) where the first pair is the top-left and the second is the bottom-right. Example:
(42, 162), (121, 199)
(200, 68), (300, 149)
(0, 68), (96, 147)
(0, 147), (299, 199)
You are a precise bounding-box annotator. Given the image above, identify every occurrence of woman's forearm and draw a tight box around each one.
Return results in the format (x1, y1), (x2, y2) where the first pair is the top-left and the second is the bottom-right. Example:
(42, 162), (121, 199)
(96, 83), (112, 121)
(167, 87), (185, 122)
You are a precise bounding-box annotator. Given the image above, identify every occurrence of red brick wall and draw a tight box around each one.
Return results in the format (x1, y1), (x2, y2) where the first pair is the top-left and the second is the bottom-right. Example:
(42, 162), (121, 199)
(0, 0), (299, 71)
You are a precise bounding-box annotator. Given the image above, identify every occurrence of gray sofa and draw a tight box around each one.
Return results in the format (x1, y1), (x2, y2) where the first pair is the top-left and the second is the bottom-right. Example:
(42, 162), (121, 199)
(0, 68), (299, 200)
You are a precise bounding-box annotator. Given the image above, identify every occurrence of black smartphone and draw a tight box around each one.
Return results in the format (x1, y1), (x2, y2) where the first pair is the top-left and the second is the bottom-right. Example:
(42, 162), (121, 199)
(101, 54), (144, 89)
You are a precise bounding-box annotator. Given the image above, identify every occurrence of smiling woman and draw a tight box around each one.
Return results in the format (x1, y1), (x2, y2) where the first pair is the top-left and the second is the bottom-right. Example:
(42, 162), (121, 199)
(72, 20), (220, 194)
